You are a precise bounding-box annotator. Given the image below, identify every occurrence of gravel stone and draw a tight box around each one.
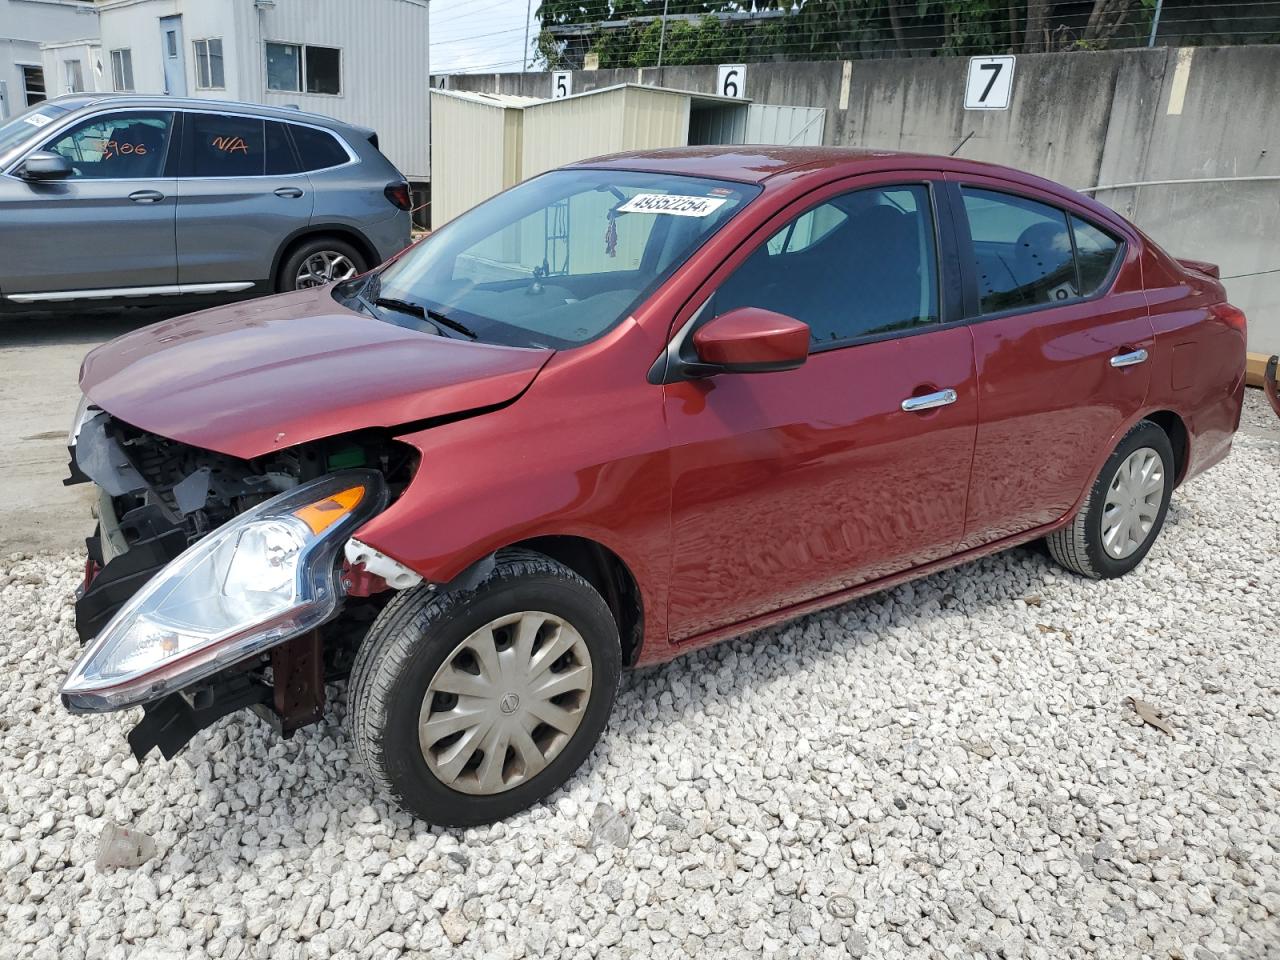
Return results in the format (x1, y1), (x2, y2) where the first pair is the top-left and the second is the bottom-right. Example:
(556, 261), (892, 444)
(1, 399), (1278, 958)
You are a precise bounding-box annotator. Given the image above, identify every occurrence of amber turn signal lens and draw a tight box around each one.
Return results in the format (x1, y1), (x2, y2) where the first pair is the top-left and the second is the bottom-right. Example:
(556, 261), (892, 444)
(292, 486), (366, 534)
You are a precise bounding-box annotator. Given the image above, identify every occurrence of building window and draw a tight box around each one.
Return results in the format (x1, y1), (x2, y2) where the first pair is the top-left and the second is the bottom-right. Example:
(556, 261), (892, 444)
(64, 60), (85, 94)
(265, 42), (340, 95)
(193, 38), (224, 90)
(111, 49), (134, 92)
(22, 65), (46, 106)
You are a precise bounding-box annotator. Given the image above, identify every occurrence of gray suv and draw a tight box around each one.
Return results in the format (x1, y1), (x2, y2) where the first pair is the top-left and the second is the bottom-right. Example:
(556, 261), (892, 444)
(0, 94), (412, 310)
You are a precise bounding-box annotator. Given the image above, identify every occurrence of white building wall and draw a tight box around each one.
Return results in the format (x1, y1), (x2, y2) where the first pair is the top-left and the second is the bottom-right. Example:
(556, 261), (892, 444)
(95, 0), (429, 179)
(39, 39), (105, 96)
(0, 0), (99, 119)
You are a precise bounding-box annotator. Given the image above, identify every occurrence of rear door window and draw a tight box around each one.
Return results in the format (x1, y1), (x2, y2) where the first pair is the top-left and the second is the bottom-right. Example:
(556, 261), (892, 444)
(289, 124), (348, 171)
(42, 111), (172, 179)
(185, 113), (265, 177)
(960, 188), (1125, 314)
(264, 120), (299, 175)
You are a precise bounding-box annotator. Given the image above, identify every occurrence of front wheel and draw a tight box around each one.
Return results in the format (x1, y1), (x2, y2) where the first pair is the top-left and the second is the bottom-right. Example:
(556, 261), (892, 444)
(348, 550), (621, 826)
(1046, 419), (1175, 579)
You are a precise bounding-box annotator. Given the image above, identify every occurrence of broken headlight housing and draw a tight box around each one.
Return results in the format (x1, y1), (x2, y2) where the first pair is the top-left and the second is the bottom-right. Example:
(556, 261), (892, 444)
(61, 470), (388, 713)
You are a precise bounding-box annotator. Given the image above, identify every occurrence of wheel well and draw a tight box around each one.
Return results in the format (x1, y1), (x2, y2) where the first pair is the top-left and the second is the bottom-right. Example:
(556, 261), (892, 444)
(273, 228), (379, 286)
(1144, 410), (1189, 486)
(513, 536), (644, 667)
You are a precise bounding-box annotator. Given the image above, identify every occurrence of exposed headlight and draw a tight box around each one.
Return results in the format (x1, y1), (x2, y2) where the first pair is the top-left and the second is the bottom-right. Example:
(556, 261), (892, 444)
(61, 470), (387, 712)
(67, 393), (93, 447)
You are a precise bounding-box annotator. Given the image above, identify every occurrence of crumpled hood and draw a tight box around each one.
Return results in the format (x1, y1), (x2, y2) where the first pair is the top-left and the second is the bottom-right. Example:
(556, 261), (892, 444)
(80, 287), (553, 459)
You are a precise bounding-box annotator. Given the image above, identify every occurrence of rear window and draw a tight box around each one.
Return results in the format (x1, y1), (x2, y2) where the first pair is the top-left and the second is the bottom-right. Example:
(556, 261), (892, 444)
(289, 125), (348, 171)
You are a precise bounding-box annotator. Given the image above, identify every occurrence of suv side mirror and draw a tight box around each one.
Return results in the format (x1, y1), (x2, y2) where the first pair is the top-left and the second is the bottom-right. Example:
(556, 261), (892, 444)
(692, 307), (810, 374)
(18, 151), (72, 181)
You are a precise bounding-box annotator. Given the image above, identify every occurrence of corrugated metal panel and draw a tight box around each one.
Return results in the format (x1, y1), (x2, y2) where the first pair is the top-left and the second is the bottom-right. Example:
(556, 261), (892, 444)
(430, 90), (519, 226)
(745, 104), (826, 146)
(688, 104), (748, 145)
(620, 86), (689, 152)
(521, 87), (628, 179)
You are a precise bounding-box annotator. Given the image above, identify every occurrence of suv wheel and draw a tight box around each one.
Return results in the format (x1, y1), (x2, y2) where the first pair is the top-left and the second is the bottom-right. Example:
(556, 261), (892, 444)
(279, 237), (366, 292)
(349, 550), (622, 826)
(1046, 419), (1175, 579)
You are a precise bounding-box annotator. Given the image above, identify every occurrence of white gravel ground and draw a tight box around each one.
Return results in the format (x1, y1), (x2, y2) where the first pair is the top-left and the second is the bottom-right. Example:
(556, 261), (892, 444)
(2, 408), (1278, 960)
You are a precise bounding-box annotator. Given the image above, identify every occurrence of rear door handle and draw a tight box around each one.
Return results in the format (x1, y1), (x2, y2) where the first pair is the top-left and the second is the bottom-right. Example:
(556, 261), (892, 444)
(1110, 348), (1149, 368)
(128, 190), (165, 203)
(274, 187), (304, 199)
(901, 388), (958, 413)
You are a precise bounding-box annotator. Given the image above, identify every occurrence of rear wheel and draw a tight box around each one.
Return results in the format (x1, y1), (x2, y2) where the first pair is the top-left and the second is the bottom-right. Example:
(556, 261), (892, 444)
(348, 550), (621, 826)
(278, 237), (366, 292)
(1046, 419), (1174, 579)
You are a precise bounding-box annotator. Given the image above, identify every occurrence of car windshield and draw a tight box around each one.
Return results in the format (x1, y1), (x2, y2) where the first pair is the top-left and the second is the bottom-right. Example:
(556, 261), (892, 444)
(355, 168), (759, 349)
(0, 103), (72, 160)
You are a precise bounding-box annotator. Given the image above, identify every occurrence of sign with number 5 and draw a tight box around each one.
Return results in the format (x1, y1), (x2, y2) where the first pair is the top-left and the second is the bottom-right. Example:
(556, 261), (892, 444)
(552, 71), (572, 99)
(965, 55), (1015, 110)
(717, 64), (746, 99)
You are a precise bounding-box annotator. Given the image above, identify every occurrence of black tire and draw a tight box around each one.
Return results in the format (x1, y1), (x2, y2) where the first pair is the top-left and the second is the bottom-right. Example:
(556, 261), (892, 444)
(1046, 419), (1175, 579)
(348, 549), (621, 827)
(276, 236), (367, 292)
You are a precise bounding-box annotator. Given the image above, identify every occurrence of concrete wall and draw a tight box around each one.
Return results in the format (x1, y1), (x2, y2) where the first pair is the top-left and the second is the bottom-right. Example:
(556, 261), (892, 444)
(0, 0), (98, 119)
(444, 46), (1280, 353)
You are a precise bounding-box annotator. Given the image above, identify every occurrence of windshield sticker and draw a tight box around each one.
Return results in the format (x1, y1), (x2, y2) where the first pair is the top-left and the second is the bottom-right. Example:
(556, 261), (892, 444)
(617, 193), (728, 217)
(23, 114), (53, 128)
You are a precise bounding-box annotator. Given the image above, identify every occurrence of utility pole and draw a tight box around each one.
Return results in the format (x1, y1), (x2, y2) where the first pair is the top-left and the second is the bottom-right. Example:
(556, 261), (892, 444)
(524, 0), (533, 70)
(656, 0), (670, 69)
(1147, 0), (1164, 47)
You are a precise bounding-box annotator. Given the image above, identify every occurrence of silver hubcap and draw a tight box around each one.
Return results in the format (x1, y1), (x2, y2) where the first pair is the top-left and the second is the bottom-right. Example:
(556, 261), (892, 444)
(419, 611), (593, 796)
(1101, 447), (1165, 559)
(295, 251), (357, 288)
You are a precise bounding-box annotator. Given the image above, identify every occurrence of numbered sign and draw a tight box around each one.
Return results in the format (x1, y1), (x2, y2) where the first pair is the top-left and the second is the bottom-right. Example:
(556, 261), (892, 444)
(965, 56), (1015, 110)
(716, 64), (747, 99)
(552, 71), (572, 100)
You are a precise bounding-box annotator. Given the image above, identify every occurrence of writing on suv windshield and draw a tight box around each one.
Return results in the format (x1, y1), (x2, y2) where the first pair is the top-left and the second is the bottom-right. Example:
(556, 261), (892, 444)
(359, 169), (759, 349)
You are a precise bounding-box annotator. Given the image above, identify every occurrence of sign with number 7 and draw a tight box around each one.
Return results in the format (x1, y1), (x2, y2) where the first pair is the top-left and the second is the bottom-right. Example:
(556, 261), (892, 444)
(965, 56), (1016, 111)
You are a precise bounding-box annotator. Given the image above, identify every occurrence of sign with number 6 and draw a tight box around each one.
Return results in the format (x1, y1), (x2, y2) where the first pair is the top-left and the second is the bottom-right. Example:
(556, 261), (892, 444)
(965, 56), (1015, 111)
(717, 64), (747, 99)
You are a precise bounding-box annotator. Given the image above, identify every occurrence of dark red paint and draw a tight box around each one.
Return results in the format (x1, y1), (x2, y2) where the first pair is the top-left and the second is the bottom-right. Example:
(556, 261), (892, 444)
(80, 147), (1247, 670)
(691, 307), (810, 369)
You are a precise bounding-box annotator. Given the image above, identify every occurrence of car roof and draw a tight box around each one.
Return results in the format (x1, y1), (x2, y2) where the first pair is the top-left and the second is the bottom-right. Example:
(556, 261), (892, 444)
(46, 93), (374, 138)
(569, 144), (1046, 188)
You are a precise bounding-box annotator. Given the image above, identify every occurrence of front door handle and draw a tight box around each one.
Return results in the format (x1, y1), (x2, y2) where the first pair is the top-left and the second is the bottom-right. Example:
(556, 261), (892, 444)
(128, 190), (165, 203)
(1110, 348), (1149, 368)
(901, 388), (958, 413)
(274, 187), (304, 199)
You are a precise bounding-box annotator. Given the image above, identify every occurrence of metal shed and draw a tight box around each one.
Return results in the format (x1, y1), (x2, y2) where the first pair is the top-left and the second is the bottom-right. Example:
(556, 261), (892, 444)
(428, 81), (827, 227)
(429, 89), (540, 226)
(519, 83), (748, 178)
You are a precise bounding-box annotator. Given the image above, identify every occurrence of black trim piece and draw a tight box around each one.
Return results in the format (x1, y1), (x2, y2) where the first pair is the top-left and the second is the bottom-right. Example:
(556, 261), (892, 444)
(941, 180), (981, 320)
(74, 507), (187, 644)
(127, 674), (271, 761)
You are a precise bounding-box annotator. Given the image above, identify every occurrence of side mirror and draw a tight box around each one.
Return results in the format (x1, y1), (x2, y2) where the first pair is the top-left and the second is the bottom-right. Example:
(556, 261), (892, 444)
(18, 151), (72, 181)
(691, 307), (810, 374)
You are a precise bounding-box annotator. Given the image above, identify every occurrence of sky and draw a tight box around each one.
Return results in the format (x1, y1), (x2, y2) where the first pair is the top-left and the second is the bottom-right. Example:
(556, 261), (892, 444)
(431, 0), (542, 75)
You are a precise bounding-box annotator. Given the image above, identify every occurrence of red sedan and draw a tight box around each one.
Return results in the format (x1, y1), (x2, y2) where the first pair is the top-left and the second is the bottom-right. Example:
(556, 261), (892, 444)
(60, 147), (1246, 825)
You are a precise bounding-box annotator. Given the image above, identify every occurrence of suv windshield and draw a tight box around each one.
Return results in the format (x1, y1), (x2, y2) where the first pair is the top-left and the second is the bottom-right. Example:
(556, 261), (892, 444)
(357, 168), (759, 348)
(0, 103), (72, 161)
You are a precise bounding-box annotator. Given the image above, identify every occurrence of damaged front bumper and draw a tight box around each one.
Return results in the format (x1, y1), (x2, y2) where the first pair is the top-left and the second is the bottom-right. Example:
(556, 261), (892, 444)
(63, 411), (391, 758)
